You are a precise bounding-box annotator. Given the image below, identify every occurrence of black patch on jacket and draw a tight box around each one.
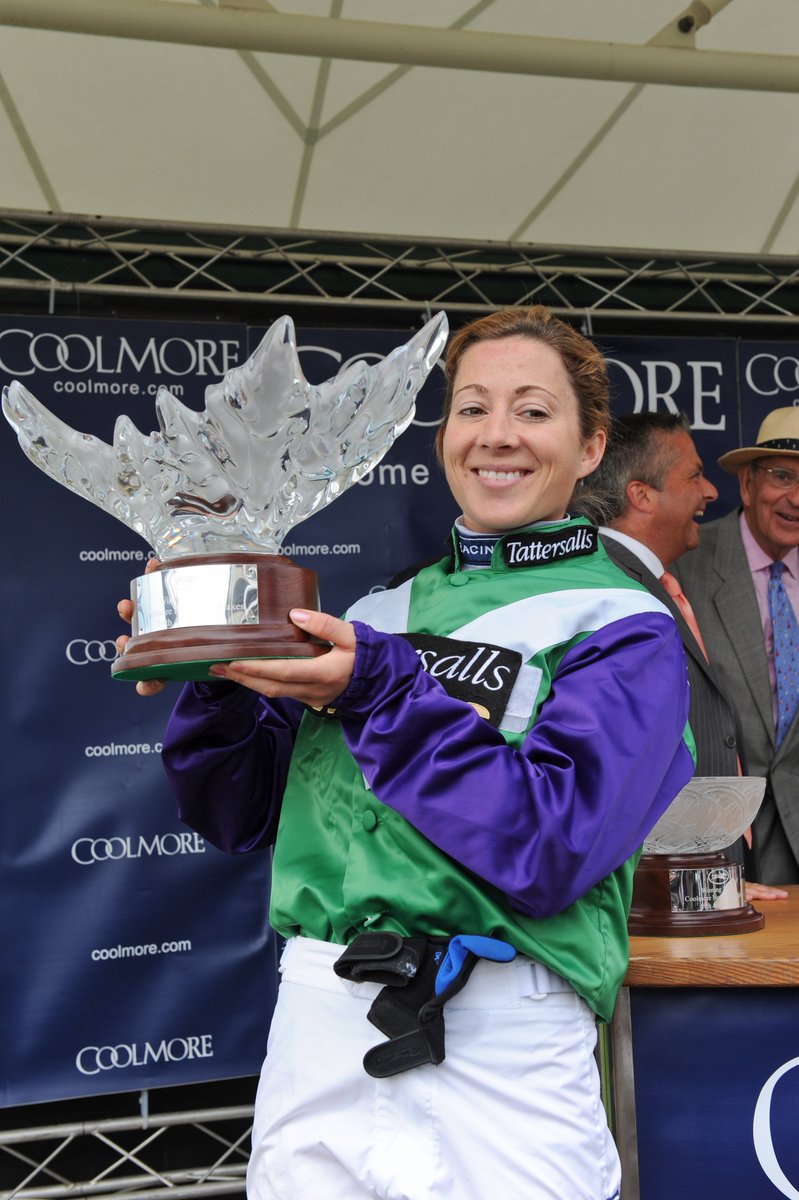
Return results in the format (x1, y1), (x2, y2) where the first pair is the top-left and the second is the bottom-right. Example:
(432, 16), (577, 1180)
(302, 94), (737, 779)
(402, 633), (521, 726)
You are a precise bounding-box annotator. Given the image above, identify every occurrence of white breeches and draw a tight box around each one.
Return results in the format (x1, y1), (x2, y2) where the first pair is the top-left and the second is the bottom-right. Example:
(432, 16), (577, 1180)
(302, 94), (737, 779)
(248, 936), (621, 1200)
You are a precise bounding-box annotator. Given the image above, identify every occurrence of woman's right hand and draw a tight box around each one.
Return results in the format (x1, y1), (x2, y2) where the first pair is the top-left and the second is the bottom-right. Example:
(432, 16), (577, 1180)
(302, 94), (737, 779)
(116, 556), (166, 697)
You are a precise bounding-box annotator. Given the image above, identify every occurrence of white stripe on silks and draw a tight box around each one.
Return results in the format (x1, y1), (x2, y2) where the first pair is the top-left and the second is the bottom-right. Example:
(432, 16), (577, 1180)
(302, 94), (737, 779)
(451, 587), (671, 663)
(348, 581), (669, 666)
(345, 577), (413, 631)
(501, 663), (543, 733)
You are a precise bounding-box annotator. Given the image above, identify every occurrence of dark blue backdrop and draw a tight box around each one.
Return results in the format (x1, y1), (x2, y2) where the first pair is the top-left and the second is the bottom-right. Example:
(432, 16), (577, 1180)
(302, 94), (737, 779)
(631, 988), (799, 1199)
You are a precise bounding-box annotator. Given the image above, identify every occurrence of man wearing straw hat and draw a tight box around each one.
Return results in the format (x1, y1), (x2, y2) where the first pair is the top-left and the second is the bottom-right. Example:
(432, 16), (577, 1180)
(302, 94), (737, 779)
(674, 407), (799, 885)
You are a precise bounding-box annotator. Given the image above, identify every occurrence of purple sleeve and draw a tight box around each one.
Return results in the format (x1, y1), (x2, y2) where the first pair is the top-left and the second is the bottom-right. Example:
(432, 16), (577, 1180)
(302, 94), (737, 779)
(338, 614), (694, 918)
(161, 681), (304, 853)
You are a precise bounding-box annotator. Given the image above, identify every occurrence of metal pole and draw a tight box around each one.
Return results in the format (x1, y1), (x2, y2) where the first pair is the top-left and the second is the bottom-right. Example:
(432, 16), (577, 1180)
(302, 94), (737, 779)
(609, 987), (640, 1200)
(0, 0), (798, 93)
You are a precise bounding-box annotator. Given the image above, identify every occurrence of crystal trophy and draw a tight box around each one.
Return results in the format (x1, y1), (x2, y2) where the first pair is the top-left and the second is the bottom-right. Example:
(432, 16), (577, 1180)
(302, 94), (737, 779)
(628, 776), (767, 936)
(2, 312), (448, 681)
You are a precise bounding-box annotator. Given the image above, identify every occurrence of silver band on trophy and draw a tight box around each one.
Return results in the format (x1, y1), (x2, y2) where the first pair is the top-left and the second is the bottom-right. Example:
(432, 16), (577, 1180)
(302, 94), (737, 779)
(133, 562), (262, 637)
(667, 861), (746, 914)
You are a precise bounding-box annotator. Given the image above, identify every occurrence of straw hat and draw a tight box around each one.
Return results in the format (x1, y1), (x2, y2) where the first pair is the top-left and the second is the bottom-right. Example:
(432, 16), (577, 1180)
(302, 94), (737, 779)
(719, 406), (799, 474)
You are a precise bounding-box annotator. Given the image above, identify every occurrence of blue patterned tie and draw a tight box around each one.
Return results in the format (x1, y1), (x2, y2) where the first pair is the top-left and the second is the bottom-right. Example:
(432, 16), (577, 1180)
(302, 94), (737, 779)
(768, 561), (799, 746)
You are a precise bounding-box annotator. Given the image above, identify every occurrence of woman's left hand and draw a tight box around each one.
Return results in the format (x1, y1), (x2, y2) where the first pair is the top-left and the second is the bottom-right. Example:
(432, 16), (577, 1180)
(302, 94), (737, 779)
(209, 608), (356, 708)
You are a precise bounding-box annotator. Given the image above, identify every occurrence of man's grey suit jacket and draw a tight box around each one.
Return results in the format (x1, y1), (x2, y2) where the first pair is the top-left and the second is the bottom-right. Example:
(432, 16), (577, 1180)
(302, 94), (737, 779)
(673, 509), (799, 883)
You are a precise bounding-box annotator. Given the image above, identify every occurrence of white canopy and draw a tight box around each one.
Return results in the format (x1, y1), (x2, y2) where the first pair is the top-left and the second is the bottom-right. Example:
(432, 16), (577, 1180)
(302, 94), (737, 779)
(1, 0), (798, 257)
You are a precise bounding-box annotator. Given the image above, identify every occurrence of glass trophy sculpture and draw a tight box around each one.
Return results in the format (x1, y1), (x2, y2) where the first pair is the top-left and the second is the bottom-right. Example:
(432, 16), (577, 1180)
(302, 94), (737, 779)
(628, 776), (767, 936)
(2, 312), (448, 681)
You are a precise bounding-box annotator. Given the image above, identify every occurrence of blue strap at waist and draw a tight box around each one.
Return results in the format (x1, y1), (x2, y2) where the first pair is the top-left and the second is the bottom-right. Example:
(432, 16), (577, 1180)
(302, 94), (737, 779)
(435, 934), (516, 995)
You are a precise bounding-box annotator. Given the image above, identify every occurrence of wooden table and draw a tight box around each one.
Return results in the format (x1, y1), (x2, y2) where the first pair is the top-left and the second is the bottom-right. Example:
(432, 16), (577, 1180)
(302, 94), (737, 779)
(610, 888), (799, 1200)
(625, 885), (799, 988)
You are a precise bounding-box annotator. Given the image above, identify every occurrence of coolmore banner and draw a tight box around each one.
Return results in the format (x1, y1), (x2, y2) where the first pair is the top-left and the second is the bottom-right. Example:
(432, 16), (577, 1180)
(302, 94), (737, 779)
(631, 988), (799, 1197)
(0, 319), (268, 1105)
(1, 315), (798, 1106)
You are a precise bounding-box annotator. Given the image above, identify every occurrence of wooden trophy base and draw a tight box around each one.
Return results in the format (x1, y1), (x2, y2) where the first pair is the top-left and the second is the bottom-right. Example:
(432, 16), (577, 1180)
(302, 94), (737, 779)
(628, 851), (765, 937)
(112, 553), (329, 682)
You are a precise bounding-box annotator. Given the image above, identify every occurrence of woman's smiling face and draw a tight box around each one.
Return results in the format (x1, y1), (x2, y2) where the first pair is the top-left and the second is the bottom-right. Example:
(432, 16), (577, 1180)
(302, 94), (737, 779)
(441, 335), (605, 535)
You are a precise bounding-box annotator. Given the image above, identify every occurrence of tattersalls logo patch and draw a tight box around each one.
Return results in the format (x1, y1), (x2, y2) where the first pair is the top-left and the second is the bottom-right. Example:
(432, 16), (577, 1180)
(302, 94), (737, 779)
(502, 525), (597, 569)
(402, 633), (522, 727)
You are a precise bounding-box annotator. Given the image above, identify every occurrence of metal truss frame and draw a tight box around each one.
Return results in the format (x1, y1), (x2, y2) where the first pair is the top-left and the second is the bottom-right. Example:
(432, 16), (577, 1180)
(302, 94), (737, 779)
(1, 208), (798, 329)
(0, 1098), (252, 1200)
